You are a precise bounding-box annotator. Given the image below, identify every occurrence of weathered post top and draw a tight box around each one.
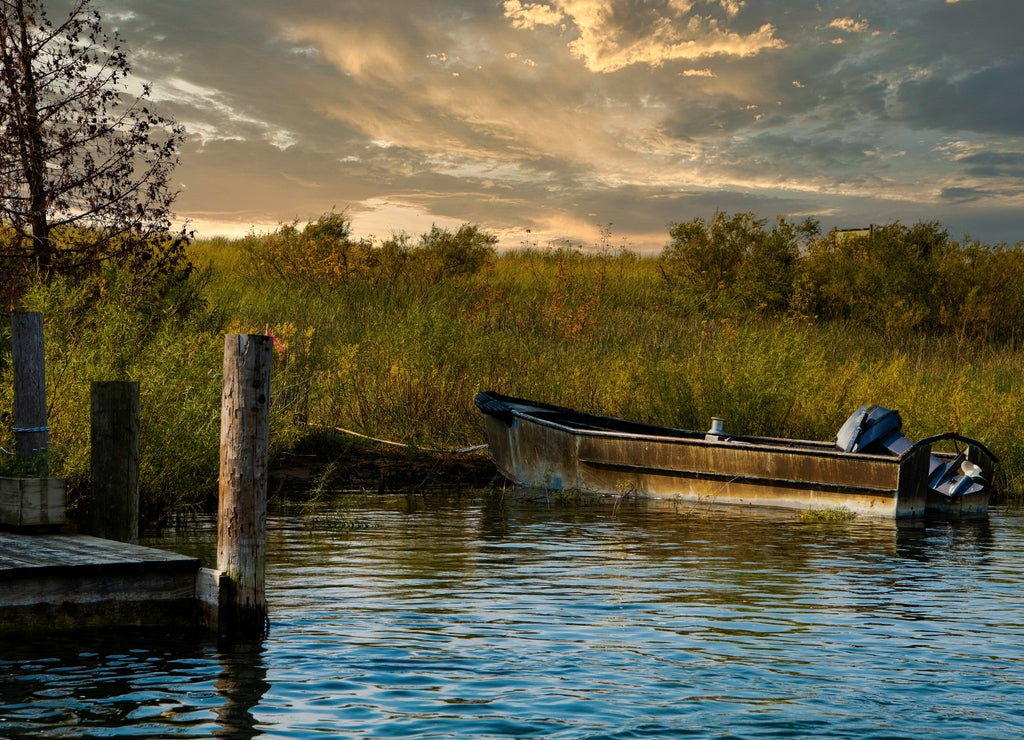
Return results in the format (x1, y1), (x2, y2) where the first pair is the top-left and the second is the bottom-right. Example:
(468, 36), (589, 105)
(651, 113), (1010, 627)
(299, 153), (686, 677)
(216, 333), (272, 637)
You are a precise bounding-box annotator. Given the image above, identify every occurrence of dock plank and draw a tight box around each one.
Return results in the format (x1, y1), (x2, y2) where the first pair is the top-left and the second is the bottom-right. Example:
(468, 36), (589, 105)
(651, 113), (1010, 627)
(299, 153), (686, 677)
(0, 532), (196, 571)
(0, 532), (203, 634)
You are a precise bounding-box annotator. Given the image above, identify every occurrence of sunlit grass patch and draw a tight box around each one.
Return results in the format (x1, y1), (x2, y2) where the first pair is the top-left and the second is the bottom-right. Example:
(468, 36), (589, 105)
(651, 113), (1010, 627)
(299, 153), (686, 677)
(797, 507), (858, 523)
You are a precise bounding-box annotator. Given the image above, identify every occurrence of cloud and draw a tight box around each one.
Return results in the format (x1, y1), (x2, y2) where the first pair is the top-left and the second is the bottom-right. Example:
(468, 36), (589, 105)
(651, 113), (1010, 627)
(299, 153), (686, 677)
(147, 77), (297, 149)
(503, 0), (566, 29)
(827, 17), (869, 33)
(282, 23), (414, 82)
(89, 0), (1024, 249)
(503, 0), (785, 73)
(957, 151), (1024, 179)
(893, 58), (1024, 135)
(941, 187), (990, 203)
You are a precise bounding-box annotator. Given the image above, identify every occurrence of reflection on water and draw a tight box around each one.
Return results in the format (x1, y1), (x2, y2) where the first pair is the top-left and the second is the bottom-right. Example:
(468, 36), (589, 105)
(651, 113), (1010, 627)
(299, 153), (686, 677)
(214, 638), (269, 739)
(2, 494), (1024, 738)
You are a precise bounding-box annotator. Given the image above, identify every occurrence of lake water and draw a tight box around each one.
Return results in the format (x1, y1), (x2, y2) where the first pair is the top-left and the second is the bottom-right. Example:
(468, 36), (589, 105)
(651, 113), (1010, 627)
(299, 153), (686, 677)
(3, 493), (1024, 738)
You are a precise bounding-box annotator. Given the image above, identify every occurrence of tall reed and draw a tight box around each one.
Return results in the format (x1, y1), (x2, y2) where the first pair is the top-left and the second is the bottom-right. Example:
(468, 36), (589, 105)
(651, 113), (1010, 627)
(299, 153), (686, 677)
(4, 225), (1021, 521)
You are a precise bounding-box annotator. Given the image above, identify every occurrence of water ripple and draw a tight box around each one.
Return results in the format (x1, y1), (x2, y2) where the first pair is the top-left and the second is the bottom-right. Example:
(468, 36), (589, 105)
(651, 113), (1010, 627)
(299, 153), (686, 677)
(3, 499), (1024, 738)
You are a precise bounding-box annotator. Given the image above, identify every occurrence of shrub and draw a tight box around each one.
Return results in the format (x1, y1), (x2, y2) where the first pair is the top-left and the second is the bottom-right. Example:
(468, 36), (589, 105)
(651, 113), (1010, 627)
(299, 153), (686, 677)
(414, 224), (497, 280)
(242, 215), (496, 293)
(242, 211), (371, 293)
(660, 212), (815, 315)
(794, 222), (1024, 341)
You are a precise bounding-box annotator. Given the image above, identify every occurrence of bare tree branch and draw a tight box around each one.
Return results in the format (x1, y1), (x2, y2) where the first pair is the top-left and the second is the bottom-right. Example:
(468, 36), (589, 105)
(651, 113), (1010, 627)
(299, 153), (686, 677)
(0, 0), (189, 302)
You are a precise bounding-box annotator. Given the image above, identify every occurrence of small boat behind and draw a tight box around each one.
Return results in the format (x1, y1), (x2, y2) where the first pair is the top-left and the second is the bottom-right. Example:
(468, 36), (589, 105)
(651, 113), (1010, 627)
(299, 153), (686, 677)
(475, 391), (998, 519)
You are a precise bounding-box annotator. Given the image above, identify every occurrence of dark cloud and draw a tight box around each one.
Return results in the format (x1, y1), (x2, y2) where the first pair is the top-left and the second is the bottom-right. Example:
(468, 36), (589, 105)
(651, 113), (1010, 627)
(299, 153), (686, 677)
(893, 58), (1024, 136)
(959, 152), (1024, 180)
(940, 187), (991, 204)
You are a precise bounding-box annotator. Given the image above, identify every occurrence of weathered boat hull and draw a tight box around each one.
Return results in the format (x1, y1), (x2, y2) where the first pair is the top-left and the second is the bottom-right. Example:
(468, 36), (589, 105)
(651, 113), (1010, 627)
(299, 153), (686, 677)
(477, 392), (995, 520)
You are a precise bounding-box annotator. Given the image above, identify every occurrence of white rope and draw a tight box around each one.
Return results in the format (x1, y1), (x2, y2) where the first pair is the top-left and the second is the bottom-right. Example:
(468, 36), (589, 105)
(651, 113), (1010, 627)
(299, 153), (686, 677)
(454, 444), (490, 453)
(327, 425), (487, 455)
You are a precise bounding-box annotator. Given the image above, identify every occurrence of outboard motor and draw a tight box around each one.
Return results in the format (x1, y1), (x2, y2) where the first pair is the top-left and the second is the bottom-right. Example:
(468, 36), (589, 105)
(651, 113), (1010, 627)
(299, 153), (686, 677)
(836, 404), (912, 455)
(836, 404), (986, 499)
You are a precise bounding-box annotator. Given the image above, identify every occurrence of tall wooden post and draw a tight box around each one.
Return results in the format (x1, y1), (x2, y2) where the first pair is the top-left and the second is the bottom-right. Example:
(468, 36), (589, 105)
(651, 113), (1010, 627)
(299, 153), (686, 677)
(217, 334), (272, 635)
(90, 381), (140, 543)
(11, 312), (49, 476)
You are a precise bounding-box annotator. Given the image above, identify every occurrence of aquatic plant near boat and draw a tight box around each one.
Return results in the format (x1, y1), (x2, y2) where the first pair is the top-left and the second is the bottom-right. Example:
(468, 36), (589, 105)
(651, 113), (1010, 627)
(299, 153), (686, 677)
(797, 507), (858, 523)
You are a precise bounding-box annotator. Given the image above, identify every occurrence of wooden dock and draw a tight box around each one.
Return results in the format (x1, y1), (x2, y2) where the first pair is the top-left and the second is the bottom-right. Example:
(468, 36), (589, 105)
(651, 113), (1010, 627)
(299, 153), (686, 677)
(1, 325), (271, 638)
(0, 531), (218, 635)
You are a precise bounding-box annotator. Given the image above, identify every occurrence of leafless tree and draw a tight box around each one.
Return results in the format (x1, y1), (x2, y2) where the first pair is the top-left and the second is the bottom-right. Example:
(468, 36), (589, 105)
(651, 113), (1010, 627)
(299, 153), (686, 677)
(0, 0), (188, 297)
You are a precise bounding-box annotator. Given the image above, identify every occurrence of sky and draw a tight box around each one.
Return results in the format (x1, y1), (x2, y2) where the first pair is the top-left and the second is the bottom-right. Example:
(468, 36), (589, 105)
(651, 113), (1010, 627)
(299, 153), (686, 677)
(80, 0), (1024, 252)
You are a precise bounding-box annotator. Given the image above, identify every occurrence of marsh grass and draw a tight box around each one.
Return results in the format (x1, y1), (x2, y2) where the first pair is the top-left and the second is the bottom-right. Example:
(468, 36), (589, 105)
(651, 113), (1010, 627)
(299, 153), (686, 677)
(797, 507), (859, 524)
(5, 227), (1023, 522)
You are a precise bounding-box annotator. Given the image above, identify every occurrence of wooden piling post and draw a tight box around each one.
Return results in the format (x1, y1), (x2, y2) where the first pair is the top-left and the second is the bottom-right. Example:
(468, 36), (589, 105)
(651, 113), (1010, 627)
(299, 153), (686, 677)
(11, 312), (49, 476)
(216, 334), (272, 635)
(90, 381), (140, 543)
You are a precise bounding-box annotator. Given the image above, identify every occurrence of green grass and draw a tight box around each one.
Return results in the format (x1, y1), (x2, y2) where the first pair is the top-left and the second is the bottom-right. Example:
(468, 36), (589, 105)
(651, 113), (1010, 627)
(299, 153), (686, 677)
(4, 229), (1023, 522)
(197, 235), (1024, 499)
(797, 507), (859, 524)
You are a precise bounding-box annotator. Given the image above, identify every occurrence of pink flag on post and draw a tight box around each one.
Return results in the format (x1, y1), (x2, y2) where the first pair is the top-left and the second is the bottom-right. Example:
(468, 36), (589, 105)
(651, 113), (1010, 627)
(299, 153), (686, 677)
(265, 326), (285, 353)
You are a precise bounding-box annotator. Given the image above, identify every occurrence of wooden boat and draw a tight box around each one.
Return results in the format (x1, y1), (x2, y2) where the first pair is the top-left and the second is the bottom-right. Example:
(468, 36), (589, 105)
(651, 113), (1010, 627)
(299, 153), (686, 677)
(475, 391), (998, 519)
